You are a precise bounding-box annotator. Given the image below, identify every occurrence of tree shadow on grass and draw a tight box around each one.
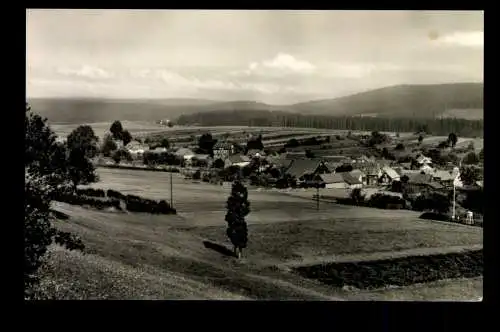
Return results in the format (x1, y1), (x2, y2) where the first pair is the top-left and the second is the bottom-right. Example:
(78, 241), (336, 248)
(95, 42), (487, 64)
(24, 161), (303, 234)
(203, 240), (236, 258)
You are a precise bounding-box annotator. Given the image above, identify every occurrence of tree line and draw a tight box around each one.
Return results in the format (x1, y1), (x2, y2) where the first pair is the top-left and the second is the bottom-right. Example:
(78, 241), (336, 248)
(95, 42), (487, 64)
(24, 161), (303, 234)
(25, 103), (99, 298)
(176, 110), (483, 137)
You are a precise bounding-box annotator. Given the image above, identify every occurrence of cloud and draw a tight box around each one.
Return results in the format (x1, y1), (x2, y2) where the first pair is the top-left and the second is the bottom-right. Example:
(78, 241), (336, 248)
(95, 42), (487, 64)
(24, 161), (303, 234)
(434, 31), (483, 48)
(233, 53), (316, 77)
(130, 68), (296, 95)
(57, 65), (113, 79)
(320, 62), (407, 79)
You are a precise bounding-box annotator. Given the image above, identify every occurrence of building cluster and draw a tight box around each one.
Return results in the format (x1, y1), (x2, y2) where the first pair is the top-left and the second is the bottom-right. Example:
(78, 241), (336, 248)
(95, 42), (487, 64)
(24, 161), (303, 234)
(114, 138), (484, 198)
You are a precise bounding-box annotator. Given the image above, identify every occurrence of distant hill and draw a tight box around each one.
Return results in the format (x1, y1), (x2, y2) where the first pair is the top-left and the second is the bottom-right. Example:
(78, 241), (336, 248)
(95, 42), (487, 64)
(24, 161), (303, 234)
(290, 83), (483, 119)
(27, 83), (483, 124)
(27, 98), (219, 124)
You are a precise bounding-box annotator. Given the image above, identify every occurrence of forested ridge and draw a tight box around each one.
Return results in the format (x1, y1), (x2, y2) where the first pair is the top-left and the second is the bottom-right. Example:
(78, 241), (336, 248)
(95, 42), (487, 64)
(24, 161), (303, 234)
(176, 110), (483, 137)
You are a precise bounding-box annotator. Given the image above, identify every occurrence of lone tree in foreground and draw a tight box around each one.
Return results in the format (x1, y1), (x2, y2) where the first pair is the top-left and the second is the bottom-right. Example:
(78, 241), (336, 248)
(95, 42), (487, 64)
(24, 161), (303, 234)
(225, 180), (250, 259)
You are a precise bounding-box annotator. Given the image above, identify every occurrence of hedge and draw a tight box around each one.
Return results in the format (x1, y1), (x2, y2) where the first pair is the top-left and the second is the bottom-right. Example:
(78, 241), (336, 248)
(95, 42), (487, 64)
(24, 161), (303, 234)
(76, 188), (106, 197)
(57, 187), (177, 215)
(53, 192), (121, 210)
(368, 193), (407, 210)
(107, 189), (126, 200)
(125, 195), (176, 214)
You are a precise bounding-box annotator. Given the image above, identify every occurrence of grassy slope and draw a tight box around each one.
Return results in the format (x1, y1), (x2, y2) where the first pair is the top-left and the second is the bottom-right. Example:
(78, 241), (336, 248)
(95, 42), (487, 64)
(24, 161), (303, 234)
(43, 168), (483, 300)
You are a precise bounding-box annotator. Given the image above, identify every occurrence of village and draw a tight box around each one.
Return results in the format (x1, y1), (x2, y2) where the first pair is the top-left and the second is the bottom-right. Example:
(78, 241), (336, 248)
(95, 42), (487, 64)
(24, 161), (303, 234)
(90, 126), (484, 226)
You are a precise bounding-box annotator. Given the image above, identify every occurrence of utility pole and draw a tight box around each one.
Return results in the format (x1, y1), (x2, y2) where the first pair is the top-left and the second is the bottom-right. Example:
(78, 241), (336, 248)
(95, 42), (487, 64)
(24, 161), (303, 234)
(316, 184), (320, 211)
(170, 170), (173, 208)
(452, 179), (456, 220)
(452, 165), (460, 220)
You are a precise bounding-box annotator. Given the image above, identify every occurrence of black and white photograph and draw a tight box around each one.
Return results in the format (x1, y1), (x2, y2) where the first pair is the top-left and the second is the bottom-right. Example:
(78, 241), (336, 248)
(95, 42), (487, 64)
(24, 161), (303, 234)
(25, 9), (483, 300)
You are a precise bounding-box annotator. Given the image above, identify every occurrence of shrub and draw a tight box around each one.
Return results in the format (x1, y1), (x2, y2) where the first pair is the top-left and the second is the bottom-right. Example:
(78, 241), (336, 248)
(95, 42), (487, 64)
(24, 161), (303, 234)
(124, 195), (176, 214)
(368, 193), (406, 209)
(350, 188), (365, 205)
(76, 188), (105, 197)
(395, 143), (405, 150)
(412, 193), (451, 214)
(419, 212), (450, 222)
(107, 189), (126, 200)
(53, 192), (121, 210)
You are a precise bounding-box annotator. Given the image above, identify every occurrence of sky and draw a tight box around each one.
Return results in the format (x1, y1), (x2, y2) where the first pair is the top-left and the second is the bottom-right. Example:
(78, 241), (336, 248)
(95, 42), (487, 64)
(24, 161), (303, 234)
(26, 10), (484, 104)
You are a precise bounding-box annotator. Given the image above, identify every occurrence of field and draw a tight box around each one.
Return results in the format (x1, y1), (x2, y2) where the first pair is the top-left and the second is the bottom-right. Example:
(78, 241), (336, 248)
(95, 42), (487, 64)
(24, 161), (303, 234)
(43, 167), (483, 300)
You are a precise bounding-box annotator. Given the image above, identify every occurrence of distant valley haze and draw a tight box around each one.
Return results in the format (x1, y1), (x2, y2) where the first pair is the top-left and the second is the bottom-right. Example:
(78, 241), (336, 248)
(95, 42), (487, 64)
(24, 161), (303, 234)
(26, 10), (483, 122)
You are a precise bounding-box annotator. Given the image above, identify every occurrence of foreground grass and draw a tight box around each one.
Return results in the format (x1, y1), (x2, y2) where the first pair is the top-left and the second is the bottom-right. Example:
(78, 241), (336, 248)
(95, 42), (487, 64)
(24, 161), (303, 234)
(45, 167), (483, 300)
(191, 219), (482, 264)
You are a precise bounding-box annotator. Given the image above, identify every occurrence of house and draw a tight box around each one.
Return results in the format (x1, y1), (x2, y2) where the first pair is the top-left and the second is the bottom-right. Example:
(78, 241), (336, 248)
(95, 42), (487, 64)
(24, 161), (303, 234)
(213, 142), (236, 160)
(400, 162), (412, 170)
(403, 173), (444, 194)
(349, 169), (367, 184)
(321, 156), (350, 164)
(319, 173), (363, 189)
(416, 155), (432, 166)
(379, 166), (401, 185)
(175, 148), (195, 158)
(420, 164), (434, 174)
(319, 173), (346, 189)
(365, 165), (382, 186)
(247, 149), (266, 158)
(343, 173), (364, 189)
(149, 147), (168, 154)
(225, 154), (251, 168)
(356, 155), (372, 164)
(126, 140), (150, 157)
(285, 151), (307, 160)
(285, 159), (330, 183)
(266, 156), (294, 177)
(114, 139), (124, 150)
(189, 154), (212, 167)
(432, 169), (460, 187)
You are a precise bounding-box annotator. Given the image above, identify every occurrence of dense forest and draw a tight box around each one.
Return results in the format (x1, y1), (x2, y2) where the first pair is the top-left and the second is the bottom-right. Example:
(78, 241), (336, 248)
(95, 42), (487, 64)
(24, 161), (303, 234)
(176, 110), (483, 137)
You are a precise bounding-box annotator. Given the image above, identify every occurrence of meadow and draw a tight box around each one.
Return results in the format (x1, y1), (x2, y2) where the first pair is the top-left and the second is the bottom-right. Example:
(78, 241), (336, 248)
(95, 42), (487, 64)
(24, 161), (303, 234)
(43, 167), (483, 300)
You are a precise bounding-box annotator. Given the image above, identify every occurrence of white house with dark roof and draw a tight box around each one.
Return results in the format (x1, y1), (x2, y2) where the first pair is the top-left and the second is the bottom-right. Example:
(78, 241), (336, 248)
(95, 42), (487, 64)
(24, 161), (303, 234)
(417, 155), (432, 166)
(379, 166), (401, 185)
(319, 172), (362, 189)
(224, 154), (251, 168)
(125, 140), (150, 158)
(213, 142), (236, 160)
(175, 147), (195, 159)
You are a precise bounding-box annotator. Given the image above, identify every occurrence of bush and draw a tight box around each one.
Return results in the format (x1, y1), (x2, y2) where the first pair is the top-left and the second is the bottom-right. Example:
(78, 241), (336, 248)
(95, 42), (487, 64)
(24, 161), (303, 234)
(107, 189), (126, 200)
(412, 193), (451, 214)
(124, 195), (176, 214)
(49, 209), (70, 220)
(76, 188), (106, 197)
(53, 192), (122, 210)
(368, 193), (406, 209)
(419, 212), (450, 221)
(350, 188), (365, 205)
(395, 143), (405, 150)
